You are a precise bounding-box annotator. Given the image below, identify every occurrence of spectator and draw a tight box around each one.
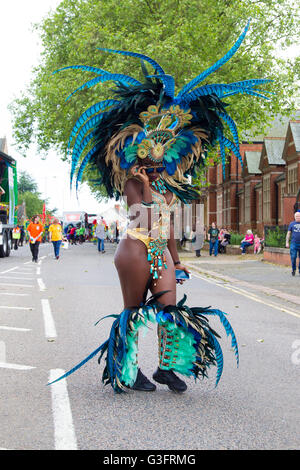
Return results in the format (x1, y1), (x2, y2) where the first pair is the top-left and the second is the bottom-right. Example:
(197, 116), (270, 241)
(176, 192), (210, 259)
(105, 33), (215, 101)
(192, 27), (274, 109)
(19, 226), (25, 247)
(254, 234), (261, 254)
(12, 225), (21, 250)
(208, 222), (219, 257)
(192, 223), (205, 257)
(27, 215), (44, 262)
(286, 211), (300, 276)
(219, 228), (231, 254)
(49, 218), (63, 260)
(96, 217), (106, 253)
(240, 229), (254, 255)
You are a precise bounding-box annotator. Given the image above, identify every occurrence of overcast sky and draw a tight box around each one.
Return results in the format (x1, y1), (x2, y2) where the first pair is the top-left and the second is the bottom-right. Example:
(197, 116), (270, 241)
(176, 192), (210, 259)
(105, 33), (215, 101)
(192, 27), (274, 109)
(0, 1), (298, 216)
(0, 0), (114, 216)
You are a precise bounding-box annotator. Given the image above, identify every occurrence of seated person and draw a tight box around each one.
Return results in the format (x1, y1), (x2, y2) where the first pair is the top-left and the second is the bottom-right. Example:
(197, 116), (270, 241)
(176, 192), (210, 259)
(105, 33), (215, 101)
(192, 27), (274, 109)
(240, 230), (254, 254)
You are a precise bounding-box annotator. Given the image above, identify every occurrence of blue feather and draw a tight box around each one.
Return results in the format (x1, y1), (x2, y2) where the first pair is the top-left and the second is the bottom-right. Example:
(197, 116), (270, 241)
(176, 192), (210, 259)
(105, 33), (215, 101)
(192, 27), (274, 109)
(217, 132), (226, 178)
(97, 48), (165, 75)
(218, 112), (239, 148)
(177, 19), (251, 98)
(47, 339), (109, 386)
(70, 113), (107, 181)
(204, 309), (239, 367)
(147, 74), (175, 98)
(223, 136), (243, 168)
(75, 143), (102, 190)
(209, 333), (224, 387)
(65, 74), (141, 102)
(53, 65), (109, 75)
(68, 100), (119, 145)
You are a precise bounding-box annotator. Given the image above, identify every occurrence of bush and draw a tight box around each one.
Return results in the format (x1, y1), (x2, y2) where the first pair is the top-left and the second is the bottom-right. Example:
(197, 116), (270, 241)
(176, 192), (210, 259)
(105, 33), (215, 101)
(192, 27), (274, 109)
(230, 233), (245, 245)
(265, 226), (286, 248)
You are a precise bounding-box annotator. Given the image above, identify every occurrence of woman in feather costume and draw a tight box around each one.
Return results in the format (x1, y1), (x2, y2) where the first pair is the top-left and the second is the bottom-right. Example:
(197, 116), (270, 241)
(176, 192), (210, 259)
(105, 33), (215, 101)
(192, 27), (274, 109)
(49, 20), (271, 393)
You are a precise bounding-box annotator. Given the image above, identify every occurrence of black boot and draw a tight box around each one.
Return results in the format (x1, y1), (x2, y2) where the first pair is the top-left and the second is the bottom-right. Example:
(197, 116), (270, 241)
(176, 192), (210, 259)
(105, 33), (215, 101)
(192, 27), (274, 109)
(131, 369), (156, 392)
(153, 367), (187, 393)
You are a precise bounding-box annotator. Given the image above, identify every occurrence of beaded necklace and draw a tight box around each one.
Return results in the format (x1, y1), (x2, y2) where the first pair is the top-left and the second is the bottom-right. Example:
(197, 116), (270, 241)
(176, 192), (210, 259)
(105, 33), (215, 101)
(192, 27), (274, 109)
(151, 177), (167, 194)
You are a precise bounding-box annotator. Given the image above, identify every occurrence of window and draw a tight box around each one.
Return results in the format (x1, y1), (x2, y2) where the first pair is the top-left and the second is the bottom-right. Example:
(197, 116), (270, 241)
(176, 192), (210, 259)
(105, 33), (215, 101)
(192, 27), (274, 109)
(244, 183), (251, 223)
(288, 164), (298, 195)
(263, 176), (270, 221)
(258, 189), (262, 222)
(280, 183), (285, 220)
(223, 189), (230, 226)
(217, 193), (222, 226)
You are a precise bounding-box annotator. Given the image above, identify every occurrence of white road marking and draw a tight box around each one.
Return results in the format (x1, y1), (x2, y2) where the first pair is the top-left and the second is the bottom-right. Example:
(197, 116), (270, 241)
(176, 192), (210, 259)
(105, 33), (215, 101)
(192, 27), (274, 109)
(0, 326), (31, 332)
(41, 299), (57, 338)
(0, 293), (29, 297)
(0, 341), (35, 370)
(0, 277), (34, 280)
(36, 267), (41, 275)
(0, 266), (19, 274)
(37, 278), (46, 291)
(0, 283), (34, 288)
(49, 369), (77, 450)
(0, 306), (34, 311)
(23, 261), (33, 265)
(190, 270), (300, 319)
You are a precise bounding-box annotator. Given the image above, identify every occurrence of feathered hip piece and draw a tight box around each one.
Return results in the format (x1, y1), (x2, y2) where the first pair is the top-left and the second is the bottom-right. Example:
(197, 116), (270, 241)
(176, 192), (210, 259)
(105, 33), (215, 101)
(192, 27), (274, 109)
(48, 293), (239, 393)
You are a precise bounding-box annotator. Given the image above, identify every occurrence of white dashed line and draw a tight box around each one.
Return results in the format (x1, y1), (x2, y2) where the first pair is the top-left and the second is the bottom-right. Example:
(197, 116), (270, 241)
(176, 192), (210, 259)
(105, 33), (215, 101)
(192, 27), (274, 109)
(0, 277), (34, 281)
(0, 326), (31, 332)
(0, 341), (35, 370)
(37, 278), (46, 291)
(0, 283), (34, 288)
(36, 267), (41, 275)
(0, 306), (34, 311)
(41, 299), (57, 338)
(0, 293), (29, 297)
(0, 266), (19, 274)
(49, 369), (77, 450)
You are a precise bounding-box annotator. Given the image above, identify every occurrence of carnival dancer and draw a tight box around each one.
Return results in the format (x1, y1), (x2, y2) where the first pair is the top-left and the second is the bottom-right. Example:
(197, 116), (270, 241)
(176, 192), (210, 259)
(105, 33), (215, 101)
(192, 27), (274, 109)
(49, 20), (272, 393)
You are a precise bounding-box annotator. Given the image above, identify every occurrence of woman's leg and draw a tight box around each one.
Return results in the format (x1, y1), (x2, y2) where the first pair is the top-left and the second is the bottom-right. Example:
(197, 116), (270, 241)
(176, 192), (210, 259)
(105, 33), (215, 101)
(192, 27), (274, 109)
(114, 237), (152, 308)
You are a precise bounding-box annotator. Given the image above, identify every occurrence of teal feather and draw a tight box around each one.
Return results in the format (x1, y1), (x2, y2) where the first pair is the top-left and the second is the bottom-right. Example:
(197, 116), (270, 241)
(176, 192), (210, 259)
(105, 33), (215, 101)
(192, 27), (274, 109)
(177, 19), (251, 97)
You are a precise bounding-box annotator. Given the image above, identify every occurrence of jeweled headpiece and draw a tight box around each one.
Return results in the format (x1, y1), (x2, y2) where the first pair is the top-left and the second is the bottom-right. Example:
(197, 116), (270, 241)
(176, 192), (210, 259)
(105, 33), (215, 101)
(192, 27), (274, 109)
(54, 19), (271, 200)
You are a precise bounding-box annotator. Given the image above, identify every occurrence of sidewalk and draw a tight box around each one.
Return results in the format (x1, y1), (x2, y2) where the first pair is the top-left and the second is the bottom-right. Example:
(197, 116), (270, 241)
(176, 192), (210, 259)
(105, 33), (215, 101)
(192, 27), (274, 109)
(180, 250), (300, 309)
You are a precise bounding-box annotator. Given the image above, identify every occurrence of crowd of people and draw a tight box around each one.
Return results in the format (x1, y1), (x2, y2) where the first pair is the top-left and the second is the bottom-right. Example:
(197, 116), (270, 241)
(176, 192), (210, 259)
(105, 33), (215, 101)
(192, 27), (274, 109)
(187, 223), (264, 258)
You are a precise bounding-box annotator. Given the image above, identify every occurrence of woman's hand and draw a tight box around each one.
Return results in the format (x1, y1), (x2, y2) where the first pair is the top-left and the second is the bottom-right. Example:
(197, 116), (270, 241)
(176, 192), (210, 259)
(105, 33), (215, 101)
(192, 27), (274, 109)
(130, 165), (149, 186)
(175, 263), (191, 284)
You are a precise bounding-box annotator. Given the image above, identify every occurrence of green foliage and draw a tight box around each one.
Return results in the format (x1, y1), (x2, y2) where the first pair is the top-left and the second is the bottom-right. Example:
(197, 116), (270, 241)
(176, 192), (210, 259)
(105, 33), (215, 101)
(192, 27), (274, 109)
(265, 226), (286, 247)
(18, 191), (44, 219)
(230, 232), (245, 245)
(9, 0), (300, 200)
(18, 170), (39, 193)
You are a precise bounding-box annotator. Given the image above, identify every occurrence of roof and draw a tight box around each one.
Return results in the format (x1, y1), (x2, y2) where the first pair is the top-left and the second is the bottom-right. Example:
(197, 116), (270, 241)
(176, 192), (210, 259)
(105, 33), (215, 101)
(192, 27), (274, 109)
(264, 137), (286, 165)
(290, 121), (300, 152)
(244, 151), (262, 174)
(241, 110), (300, 142)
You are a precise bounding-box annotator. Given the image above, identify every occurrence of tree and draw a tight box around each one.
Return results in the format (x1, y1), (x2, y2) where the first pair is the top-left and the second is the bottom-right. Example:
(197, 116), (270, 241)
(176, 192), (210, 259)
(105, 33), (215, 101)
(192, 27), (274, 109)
(9, 0), (300, 199)
(18, 170), (39, 194)
(18, 191), (44, 220)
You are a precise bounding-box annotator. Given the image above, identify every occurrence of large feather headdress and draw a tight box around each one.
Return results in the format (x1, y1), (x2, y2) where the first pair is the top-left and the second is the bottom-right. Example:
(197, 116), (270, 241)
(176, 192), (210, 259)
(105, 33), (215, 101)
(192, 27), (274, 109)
(54, 19), (271, 200)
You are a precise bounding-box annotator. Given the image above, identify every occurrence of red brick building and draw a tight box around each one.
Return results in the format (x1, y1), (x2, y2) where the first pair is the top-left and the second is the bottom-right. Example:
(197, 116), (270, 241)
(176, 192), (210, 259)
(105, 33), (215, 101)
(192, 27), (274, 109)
(201, 114), (300, 236)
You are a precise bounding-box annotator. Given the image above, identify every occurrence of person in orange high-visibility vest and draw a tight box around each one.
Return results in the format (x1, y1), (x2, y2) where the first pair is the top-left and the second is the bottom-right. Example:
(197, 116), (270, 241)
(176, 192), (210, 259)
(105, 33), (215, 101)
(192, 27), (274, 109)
(27, 215), (44, 262)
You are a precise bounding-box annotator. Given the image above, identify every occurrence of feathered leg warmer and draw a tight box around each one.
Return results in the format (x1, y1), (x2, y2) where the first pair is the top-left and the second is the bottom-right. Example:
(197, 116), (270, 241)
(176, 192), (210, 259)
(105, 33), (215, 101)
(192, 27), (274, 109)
(48, 292), (239, 392)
